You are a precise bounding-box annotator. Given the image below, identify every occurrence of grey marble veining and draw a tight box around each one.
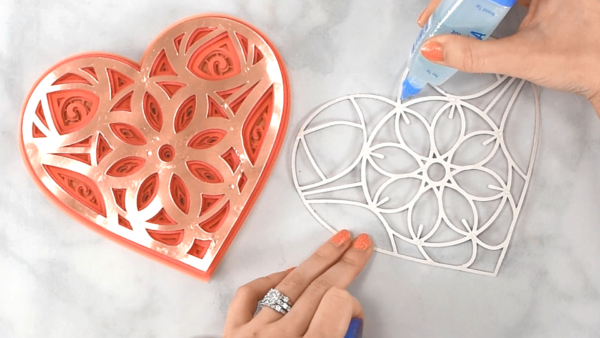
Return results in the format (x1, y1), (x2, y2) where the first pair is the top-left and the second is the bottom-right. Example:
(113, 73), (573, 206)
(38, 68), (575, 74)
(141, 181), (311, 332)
(1, 1), (599, 337)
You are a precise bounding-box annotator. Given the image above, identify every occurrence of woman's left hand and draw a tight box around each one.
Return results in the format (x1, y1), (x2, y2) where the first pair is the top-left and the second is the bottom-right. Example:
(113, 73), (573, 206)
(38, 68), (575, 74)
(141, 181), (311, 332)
(223, 231), (374, 338)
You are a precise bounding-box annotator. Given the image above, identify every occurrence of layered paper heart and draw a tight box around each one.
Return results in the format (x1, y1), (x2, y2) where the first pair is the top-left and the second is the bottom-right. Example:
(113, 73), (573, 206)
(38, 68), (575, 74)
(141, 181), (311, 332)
(19, 15), (290, 281)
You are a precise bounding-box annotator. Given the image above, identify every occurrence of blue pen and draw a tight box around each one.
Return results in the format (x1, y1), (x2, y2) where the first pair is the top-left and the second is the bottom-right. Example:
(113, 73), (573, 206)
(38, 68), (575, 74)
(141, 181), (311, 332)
(400, 0), (518, 101)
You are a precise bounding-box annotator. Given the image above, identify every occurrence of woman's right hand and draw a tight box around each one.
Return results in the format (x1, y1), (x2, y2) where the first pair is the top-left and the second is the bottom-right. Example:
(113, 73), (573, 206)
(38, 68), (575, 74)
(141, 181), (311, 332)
(417, 0), (600, 115)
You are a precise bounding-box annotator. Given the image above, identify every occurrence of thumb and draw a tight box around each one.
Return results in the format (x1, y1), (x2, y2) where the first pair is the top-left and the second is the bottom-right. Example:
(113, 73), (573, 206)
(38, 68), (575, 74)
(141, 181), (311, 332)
(421, 34), (529, 78)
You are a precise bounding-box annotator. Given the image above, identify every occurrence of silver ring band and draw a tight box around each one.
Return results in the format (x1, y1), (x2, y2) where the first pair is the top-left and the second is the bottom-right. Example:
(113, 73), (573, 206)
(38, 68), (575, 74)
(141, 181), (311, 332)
(260, 289), (293, 315)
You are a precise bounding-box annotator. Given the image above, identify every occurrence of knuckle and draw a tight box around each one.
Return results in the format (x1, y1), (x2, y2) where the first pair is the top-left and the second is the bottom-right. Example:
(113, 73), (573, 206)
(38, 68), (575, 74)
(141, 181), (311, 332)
(312, 247), (331, 262)
(312, 278), (333, 292)
(339, 254), (361, 269)
(281, 274), (305, 289)
(461, 43), (477, 72)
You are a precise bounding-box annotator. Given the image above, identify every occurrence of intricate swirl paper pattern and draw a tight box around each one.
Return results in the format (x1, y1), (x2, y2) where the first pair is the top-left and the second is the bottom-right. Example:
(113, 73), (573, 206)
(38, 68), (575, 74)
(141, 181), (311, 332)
(19, 15), (290, 281)
(293, 75), (539, 276)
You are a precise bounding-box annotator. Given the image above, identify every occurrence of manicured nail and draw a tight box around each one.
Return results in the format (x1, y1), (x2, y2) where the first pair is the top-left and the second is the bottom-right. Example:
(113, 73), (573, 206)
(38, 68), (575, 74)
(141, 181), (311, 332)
(344, 318), (364, 338)
(352, 234), (371, 251)
(421, 41), (444, 62)
(417, 9), (426, 26)
(286, 267), (296, 273)
(331, 229), (351, 246)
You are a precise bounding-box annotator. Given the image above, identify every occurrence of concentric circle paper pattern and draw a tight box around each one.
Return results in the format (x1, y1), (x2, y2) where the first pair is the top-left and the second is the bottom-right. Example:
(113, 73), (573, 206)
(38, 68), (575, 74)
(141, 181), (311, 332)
(20, 15), (290, 281)
(293, 74), (539, 276)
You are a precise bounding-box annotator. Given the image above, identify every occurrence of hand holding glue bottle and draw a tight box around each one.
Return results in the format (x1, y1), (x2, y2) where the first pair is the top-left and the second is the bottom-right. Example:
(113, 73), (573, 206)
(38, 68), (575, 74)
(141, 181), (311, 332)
(400, 0), (518, 101)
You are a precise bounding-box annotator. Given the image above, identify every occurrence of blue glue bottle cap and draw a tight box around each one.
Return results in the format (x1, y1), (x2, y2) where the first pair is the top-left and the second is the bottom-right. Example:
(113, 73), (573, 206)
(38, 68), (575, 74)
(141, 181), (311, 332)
(344, 318), (364, 338)
(489, 0), (518, 7)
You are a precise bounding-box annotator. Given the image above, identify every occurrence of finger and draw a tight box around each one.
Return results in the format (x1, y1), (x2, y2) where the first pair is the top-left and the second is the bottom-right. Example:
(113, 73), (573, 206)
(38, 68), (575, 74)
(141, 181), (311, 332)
(420, 34), (532, 78)
(417, 0), (443, 27)
(224, 270), (290, 333)
(253, 229), (353, 323)
(517, 0), (531, 7)
(282, 234), (374, 335)
(304, 288), (363, 338)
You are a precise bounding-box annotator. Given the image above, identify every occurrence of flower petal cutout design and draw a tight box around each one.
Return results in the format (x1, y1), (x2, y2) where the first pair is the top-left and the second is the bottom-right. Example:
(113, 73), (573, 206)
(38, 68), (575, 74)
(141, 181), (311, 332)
(292, 73), (539, 276)
(20, 14), (290, 281)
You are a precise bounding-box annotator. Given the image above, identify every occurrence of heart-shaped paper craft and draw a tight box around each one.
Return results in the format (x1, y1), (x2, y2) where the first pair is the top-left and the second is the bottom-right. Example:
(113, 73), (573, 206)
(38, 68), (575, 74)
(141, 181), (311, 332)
(292, 75), (539, 276)
(19, 14), (290, 281)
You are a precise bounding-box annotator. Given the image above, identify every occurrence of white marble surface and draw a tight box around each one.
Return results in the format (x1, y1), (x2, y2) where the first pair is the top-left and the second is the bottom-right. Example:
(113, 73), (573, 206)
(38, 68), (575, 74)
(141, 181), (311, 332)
(1, 1), (600, 337)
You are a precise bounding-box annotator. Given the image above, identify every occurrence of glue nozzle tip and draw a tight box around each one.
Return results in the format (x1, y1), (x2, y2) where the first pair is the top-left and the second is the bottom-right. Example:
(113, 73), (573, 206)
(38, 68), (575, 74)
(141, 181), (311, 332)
(400, 78), (424, 102)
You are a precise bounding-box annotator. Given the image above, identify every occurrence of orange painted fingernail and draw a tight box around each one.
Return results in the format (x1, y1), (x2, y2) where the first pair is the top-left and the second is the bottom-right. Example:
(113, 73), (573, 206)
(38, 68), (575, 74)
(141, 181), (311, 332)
(331, 229), (351, 246)
(353, 234), (372, 251)
(421, 41), (444, 62)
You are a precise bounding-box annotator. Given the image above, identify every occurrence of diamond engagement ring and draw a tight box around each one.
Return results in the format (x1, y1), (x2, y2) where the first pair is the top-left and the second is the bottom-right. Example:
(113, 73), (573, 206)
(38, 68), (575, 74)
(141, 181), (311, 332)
(259, 289), (293, 315)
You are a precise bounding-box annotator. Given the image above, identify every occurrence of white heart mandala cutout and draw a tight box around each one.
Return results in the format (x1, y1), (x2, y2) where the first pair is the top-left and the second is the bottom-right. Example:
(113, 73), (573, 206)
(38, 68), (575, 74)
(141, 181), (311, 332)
(292, 74), (540, 276)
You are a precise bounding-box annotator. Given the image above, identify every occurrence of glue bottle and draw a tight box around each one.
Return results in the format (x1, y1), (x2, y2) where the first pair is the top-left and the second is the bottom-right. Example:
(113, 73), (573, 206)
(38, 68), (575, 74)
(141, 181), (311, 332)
(400, 0), (518, 100)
